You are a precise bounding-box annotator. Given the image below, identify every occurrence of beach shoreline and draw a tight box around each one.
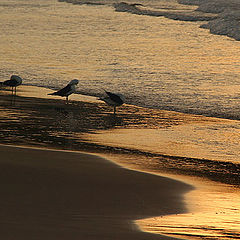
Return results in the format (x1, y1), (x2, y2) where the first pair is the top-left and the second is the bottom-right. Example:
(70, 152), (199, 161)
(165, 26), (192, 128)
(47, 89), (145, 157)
(1, 85), (240, 239)
(0, 144), (190, 240)
(1, 85), (239, 186)
(0, 85), (193, 240)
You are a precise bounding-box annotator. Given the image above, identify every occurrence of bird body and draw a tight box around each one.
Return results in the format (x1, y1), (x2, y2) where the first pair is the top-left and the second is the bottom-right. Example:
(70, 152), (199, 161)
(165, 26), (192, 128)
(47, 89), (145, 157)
(100, 91), (125, 114)
(1, 75), (22, 94)
(48, 79), (79, 102)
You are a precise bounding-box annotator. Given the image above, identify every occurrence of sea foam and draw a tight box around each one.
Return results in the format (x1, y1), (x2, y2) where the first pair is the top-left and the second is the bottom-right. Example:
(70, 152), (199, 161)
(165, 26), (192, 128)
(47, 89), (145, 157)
(113, 2), (216, 21)
(59, 0), (240, 41)
(179, 0), (240, 40)
(113, 1), (240, 40)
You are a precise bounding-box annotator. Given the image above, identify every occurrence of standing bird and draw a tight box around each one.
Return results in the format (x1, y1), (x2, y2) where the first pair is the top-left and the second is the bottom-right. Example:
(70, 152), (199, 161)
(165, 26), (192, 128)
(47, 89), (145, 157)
(48, 79), (79, 103)
(100, 91), (125, 115)
(1, 75), (22, 94)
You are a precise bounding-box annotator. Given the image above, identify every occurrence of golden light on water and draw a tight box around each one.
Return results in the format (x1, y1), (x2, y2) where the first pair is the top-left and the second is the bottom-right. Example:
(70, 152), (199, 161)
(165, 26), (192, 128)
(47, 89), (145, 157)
(137, 176), (240, 240)
(84, 113), (240, 239)
(83, 118), (240, 163)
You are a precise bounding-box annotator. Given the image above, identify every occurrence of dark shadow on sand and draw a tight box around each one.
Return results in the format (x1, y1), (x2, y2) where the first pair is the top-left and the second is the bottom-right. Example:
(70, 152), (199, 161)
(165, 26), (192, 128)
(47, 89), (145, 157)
(0, 145), (191, 240)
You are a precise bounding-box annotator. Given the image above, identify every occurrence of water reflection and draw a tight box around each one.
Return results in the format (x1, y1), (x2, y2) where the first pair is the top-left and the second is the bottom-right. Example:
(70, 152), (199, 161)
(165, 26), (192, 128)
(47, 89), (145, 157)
(137, 176), (240, 240)
(83, 120), (240, 164)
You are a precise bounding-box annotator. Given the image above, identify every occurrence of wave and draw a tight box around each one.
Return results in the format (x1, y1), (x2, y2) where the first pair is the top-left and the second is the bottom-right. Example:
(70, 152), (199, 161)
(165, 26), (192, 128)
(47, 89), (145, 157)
(200, 18), (240, 41)
(179, 0), (240, 40)
(113, 2), (216, 21)
(114, 1), (240, 40)
(59, 0), (240, 41)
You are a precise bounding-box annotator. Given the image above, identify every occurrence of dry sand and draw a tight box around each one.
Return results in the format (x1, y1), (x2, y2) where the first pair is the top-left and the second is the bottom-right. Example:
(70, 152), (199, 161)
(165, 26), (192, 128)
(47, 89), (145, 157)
(0, 144), (191, 240)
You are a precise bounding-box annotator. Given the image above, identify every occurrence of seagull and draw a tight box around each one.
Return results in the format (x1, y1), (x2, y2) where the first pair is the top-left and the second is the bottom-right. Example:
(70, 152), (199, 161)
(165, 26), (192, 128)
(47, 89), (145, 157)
(1, 75), (22, 94)
(48, 79), (79, 103)
(100, 91), (125, 115)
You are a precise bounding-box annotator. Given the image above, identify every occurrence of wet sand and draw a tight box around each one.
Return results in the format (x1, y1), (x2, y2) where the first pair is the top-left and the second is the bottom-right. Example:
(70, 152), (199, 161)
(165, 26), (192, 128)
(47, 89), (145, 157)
(0, 85), (214, 152)
(1, 85), (239, 186)
(0, 145), (191, 240)
(1, 85), (239, 239)
(0, 86), (194, 239)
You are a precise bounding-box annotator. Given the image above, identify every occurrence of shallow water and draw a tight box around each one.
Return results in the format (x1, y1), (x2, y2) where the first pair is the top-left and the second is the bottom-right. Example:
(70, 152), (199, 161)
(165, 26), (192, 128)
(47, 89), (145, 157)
(84, 120), (240, 164)
(137, 175), (240, 240)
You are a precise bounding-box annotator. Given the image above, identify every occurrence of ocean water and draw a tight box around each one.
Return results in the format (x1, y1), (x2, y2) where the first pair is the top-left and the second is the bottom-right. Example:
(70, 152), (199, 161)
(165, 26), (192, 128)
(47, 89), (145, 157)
(1, 0), (240, 163)
(1, 0), (240, 120)
(0, 0), (240, 239)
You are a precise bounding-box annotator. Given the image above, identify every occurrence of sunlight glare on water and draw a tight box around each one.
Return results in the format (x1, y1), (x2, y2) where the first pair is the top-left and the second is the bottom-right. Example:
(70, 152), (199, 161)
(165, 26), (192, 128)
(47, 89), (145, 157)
(137, 177), (240, 240)
(83, 118), (240, 164)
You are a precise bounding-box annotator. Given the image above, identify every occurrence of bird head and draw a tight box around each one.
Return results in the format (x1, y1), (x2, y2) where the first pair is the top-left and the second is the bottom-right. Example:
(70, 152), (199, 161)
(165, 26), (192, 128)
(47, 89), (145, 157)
(69, 79), (79, 85)
(10, 75), (22, 84)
